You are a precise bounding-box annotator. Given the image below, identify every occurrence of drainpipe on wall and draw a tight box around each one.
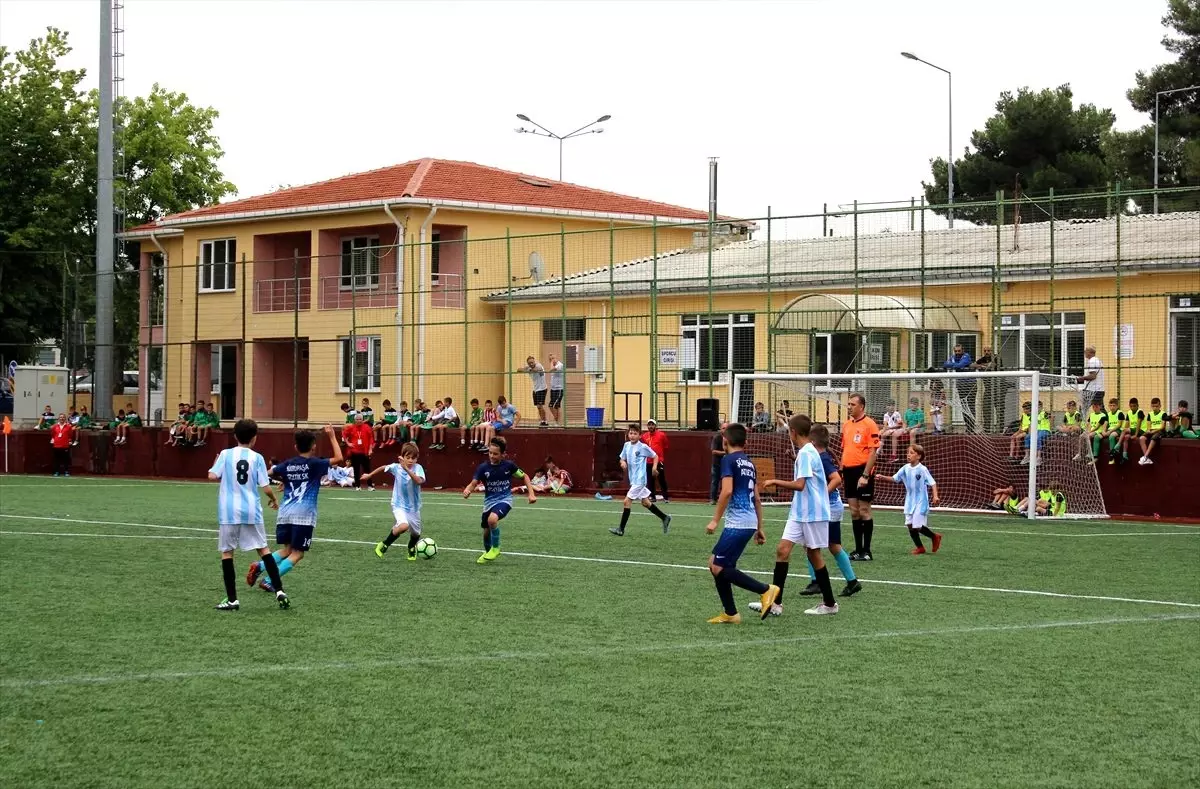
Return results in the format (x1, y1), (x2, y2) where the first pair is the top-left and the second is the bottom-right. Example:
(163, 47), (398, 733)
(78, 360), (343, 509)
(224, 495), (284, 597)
(149, 231), (169, 424)
(383, 204), (407, 395)
(418, 205), (439, 399)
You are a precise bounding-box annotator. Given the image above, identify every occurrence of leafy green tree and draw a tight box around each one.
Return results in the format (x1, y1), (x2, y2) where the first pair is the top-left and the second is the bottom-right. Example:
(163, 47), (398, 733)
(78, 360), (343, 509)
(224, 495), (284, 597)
(0, 28), (234, 375)
(1106, 0), (1200, 211)
(923, 85), (1115, 224)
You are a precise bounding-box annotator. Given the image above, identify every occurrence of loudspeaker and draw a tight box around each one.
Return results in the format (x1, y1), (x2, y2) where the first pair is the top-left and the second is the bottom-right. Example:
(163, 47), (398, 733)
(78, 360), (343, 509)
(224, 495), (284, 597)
(696, 398), (719, 431)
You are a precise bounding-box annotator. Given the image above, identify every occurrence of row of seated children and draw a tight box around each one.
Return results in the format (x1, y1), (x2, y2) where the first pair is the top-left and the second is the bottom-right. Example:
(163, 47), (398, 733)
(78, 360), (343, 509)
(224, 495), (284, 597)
(38, 403), (143, 446)
(1072, 397), (1192, 466)
(880, 398), (935, 459)
(988, 483), (1068, 517)
(166, 401), (220, 447)
(342, 397), (463, 450)
(519, 457), (573, 495)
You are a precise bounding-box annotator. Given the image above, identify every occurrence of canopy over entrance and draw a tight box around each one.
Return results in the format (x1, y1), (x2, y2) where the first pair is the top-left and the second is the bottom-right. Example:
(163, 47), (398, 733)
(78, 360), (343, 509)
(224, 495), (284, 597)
(772, 293), (980, 334)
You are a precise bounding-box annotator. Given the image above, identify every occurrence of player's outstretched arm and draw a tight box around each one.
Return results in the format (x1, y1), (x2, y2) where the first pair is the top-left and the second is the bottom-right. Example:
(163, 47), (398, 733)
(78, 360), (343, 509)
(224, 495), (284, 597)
(706, 476), (733, 533)
(325, 425), (344, 465)
(462, 478), (476, 498)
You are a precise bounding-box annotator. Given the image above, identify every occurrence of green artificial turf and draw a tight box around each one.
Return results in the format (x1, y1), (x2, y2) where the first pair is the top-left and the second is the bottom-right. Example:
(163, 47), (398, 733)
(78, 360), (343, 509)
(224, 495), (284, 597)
(1, 476), (1197, 789)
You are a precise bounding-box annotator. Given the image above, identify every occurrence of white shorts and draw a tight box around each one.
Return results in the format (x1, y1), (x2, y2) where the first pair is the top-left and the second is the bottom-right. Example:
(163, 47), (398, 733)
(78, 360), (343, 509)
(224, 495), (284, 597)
(626, 485), (652, 501)
(392, 508), (423, 535)
(219, 522), (267, 553)
(782, 519), (829, 549)
(906, 511), (928, 529)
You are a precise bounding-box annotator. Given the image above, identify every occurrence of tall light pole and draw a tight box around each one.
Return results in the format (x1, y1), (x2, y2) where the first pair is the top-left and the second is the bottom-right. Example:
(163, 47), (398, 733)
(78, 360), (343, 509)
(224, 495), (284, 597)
(902, 51), (953, 228)
(1154, 84), (1200, 214)
(515, 114), (611, 181)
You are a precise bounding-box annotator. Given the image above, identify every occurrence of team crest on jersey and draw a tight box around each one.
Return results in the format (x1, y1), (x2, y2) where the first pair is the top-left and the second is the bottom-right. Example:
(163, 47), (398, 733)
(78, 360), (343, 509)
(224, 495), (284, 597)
(854, 433), (862, 444)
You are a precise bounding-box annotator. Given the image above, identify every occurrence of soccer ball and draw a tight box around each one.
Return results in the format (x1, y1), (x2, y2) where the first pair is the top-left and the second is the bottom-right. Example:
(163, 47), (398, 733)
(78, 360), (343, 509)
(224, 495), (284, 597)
(415, 537), (437, 559)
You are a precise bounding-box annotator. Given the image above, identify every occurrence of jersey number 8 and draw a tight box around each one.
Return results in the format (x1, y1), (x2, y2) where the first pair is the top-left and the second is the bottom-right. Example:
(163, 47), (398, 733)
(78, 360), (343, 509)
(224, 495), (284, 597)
(236, 459), (250, 485)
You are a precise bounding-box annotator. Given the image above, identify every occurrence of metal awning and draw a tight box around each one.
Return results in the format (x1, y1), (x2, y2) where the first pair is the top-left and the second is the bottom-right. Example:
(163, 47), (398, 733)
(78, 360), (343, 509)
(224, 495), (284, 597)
(773, 294), (980, 333)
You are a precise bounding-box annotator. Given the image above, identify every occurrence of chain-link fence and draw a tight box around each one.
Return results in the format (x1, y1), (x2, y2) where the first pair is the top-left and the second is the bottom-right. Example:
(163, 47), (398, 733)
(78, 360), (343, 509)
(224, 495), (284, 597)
(4, 185), (1197, 430)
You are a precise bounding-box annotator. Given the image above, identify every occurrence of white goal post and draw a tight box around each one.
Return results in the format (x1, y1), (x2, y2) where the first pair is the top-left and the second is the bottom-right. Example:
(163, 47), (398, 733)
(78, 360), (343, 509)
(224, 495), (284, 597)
(731, 370), (1107, 520)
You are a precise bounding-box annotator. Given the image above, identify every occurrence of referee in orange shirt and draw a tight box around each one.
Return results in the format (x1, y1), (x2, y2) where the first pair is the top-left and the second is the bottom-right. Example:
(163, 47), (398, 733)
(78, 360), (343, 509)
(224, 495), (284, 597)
(841, 392), (881, 560)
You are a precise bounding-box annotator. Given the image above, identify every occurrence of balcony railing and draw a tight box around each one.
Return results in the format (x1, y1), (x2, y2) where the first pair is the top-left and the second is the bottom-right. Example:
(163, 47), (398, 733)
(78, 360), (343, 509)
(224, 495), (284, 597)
(431, 272), (465, 309)
(254, 277), (312, 313)
(319, 273), (398, 310)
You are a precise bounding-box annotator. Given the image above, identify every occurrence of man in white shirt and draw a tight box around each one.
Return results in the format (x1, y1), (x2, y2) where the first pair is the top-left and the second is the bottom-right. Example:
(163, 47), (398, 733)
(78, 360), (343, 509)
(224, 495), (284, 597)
(526, 356), (549, 427)
(547, 354), (566, 427)
(1077, 345), (1105, 408)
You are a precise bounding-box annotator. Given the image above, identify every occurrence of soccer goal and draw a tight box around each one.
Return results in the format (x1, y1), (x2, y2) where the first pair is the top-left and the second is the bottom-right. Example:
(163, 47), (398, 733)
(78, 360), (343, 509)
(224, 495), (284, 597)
(731, 371), (1107, 520)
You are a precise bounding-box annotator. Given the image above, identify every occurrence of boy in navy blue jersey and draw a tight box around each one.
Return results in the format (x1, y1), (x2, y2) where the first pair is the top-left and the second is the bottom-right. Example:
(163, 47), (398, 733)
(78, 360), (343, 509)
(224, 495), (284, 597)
(248, 425), (342, 592)
(704, 423), (779, 623)
(463, 437), (535, 563)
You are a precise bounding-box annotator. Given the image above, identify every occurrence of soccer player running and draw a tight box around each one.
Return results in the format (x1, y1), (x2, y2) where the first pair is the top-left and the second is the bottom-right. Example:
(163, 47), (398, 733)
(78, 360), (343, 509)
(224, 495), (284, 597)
(209, 419), (287, 611)
(763, 414), (839, 615)
(842, 393), (881, 561)
(463, 437), (535, 563)
(609, 423), (672, 536)
(703, 423), (780, 624)
(247, 425), (343, 593)
(368, 442), (427, 560)
(885, 443), (942, 555)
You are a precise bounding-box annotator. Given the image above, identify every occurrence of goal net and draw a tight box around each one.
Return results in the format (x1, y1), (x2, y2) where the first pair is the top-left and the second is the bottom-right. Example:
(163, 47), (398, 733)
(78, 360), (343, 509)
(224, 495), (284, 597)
(731, 371), (1107, 519)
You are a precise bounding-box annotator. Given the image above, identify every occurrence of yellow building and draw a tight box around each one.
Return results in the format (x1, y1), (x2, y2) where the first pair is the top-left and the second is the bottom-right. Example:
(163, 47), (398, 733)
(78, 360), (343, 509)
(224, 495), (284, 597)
(491, 209), (1200, 427)
(123, 158), (738, 424)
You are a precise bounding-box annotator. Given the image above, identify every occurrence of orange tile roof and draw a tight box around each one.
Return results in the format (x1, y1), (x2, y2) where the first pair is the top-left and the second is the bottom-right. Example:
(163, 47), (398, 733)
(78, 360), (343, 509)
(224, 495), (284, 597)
(127, 159), (719, 233)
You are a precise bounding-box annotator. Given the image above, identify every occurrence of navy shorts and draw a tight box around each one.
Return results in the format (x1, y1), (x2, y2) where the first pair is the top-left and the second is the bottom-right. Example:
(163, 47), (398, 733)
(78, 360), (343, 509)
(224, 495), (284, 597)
(827, 519), (842, 546)
(711, 528), (755, 569)
(484, 502), (512, 523)
(276, 523), (315, 551)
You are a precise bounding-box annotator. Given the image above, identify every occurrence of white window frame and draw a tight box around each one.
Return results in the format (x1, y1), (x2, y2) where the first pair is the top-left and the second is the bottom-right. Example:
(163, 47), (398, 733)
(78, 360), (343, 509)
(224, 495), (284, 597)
(338, 335), (382, 392)
(340, 236), (381, 292)
(430, 231), (441, 285)
(199, 239), (236, 293)
(679, 313), (755, 385)
(998, 312), (1085, 389)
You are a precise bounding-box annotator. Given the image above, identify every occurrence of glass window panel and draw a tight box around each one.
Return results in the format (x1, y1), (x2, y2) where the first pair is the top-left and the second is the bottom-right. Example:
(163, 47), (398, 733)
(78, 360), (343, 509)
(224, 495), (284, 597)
(1023, 328), (1052, 373)
(811, 335), (829, 376)
(732, 325), (755, 373)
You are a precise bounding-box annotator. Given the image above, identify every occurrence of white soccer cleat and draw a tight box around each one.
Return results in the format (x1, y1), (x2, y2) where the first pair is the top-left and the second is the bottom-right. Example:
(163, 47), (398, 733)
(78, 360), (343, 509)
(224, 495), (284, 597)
(747, 601), (783, 616)
(804, 603), (839, 616)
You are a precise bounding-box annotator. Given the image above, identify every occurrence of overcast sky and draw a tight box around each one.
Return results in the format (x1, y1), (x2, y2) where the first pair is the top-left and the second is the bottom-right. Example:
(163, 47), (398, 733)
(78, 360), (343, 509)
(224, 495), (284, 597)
(0, 0), (1171, 226)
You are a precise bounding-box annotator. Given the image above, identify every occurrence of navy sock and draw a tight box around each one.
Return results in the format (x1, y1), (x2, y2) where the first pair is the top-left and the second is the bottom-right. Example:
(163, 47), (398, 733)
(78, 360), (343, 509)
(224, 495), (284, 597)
(723, 567), (769, 595)
(814, 565), (835, 607)
(221, 557), (238, 601)
(715, 574), (737, 616)
(483, 527), (492, 551)
(618, 509), (631, 533)
(909, 528), (924, 548)
(648, 504), (667, 521)
(772, 561), (789, 602)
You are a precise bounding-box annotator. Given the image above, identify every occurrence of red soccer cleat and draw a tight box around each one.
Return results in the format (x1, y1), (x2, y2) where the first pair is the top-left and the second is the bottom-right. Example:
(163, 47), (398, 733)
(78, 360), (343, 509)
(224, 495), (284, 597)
(931, 533), (943, 553)
(911, 546), (927, 555)
(246, 562), (262, 587)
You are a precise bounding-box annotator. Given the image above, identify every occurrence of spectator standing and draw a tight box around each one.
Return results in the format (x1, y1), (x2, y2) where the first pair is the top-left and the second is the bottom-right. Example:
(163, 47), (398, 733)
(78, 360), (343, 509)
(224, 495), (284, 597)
(710, 423), (727, 505)
(342, 413), (375, 490)
(526, 356), (549, 427)
(1076, 345), (1105, 408)
(547, 354), (565, 427)
(971, 346), (1000, 432)
(50, 413), (73, 476)
(841, 393), (881, 561)
(642, 419), (670, 503)
(943, 344), (977, 432)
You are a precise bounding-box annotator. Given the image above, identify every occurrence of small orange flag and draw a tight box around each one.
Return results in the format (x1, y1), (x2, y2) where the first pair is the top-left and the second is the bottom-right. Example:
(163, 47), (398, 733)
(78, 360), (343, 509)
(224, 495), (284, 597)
(2, 416), (10, 436)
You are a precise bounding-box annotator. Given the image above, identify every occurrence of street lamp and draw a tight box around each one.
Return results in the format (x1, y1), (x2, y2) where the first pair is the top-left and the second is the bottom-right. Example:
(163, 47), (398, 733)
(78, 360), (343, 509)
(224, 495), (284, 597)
(902, 51), (954, 228)
(1154, 84), (1200, 214)
(515, 113), (611, 181)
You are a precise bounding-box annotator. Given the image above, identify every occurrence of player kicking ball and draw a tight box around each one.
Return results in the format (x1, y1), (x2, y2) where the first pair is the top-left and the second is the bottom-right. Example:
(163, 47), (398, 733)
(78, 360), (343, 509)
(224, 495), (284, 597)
(463, 437), (535, 563)
(248, 425), (343, 593)
(367, 442), (427, 561)
(761, 414), (839, 616)
(609, 423), (672, 537)
(704, 423), (779, 623)
(209, 419), (287, 611)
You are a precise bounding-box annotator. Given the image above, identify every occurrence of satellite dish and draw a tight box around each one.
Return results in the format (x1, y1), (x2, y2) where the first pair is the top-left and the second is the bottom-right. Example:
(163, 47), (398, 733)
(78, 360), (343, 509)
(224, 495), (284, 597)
(529, 252), (545, 283)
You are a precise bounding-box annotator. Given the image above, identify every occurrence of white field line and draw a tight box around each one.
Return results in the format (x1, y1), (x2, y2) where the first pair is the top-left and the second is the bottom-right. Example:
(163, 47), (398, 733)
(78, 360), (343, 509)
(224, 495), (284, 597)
(3, 514), (1199, 610)
(3, 612), (1197, 690)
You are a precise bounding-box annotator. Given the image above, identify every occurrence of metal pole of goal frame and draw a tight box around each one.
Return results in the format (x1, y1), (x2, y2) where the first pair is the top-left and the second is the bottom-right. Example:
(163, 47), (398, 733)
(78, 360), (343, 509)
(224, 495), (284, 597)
(1026, 371), (1040, 521)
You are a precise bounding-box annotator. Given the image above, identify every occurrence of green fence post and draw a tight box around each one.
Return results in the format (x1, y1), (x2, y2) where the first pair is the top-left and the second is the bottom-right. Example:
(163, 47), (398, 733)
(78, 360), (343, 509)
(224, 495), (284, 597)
(651, 218), (659, 423)
(1114, 182), (1123, 401)
(766, 207), (773, 373)
(609, 221), (616, 428)
(1049, 188), (1056, 376)
(463, 231), (470, 414)
(506, 228), (513, 408)
(560, 223), (567, 427)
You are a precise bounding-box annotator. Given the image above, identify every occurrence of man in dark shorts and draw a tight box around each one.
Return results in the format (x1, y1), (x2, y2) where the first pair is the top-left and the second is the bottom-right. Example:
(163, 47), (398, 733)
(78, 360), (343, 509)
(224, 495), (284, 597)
(841, 392), (881, 561)
(527, 356), (549, 426)
(547, 354), (565, 426)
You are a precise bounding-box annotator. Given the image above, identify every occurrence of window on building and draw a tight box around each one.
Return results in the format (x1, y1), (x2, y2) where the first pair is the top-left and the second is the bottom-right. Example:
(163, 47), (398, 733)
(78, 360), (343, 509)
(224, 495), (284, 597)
(998, 312), (1086, 382)
(150, 253), (165, 326)
(542, 318), (587, 342)
(811, 332), (858, 389)
(430, 232), (441, 283)
(340, 237), (380, 291)
(339, 335), (382, 391)
(200, 239), (236, 292)
(680, 314), (755, 384)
